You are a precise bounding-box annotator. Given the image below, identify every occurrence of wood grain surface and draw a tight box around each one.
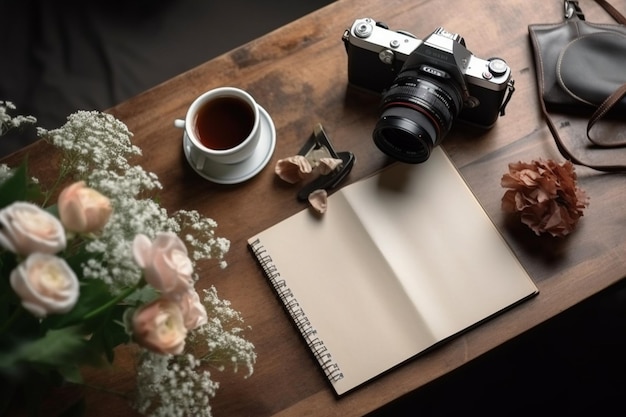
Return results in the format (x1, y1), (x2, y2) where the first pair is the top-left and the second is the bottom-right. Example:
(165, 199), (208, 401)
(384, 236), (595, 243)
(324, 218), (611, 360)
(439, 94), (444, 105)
(4, 1), (626, 416)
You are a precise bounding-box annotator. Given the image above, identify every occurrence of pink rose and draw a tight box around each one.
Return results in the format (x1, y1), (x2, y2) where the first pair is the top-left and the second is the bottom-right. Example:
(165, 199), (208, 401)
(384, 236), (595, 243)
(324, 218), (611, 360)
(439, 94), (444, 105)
(132, 232), (194, 295)
(58, 181), (113, 233)
(10, 253), (79, 318)
(132, 298), (187, 355)
(0, 202), (66, 255)
(176, 289), (208, 330)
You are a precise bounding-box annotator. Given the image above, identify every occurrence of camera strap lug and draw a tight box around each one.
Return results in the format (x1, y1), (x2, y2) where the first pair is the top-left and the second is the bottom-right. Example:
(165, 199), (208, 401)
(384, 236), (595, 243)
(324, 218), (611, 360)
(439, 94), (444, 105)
(564, 1), (585, 20)
(499, 79), (516, 116)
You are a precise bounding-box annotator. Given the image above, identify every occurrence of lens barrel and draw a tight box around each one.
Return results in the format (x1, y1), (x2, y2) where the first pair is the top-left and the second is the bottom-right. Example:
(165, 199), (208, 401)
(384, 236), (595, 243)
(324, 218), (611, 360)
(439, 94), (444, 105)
(373, 70), (463, 163)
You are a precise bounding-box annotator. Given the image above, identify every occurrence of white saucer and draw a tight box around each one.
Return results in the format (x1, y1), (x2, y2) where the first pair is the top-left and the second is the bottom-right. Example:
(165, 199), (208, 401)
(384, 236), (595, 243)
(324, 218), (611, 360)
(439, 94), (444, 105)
(183, 105), (276, 184)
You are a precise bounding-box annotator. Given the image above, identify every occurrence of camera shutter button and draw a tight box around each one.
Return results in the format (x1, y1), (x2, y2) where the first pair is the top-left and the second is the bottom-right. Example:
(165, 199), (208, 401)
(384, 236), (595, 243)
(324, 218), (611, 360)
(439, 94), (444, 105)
(488, 58), (508, 77)
(355, 22), (373, 38)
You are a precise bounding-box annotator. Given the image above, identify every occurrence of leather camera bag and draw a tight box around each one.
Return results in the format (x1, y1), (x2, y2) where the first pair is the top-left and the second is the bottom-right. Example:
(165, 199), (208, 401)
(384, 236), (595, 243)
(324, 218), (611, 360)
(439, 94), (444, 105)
(528, 0), (626, 172)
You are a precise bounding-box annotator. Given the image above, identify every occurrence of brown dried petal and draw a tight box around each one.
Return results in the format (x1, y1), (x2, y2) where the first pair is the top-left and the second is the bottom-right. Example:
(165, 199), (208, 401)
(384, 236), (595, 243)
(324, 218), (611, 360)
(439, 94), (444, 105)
(500, 159), (589, 237)
(307, 148), (332, 165)
(275, 155), (313, 184)
(308, 189), (328, 214)
(316, 157), (343, 175)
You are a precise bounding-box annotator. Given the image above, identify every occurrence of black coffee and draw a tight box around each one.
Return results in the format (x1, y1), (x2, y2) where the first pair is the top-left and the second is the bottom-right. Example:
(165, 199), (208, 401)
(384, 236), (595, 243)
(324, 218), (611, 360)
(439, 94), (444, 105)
(194, 96), (255, 150)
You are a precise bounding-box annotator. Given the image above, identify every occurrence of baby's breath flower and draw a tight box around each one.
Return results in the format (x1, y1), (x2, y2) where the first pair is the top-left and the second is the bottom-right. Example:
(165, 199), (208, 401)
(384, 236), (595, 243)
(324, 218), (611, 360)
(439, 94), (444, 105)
(189, 287), (257, 377)
(173, 210), (230, 269)
(135, 352), (218, 417)
(0, 101), (36, 136)
(0, 164), (12, 183)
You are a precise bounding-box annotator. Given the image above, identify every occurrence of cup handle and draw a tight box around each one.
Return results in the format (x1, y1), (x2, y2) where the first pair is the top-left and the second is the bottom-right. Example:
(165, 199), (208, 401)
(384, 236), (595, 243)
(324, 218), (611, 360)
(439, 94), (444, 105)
(174, 119), (185, 129)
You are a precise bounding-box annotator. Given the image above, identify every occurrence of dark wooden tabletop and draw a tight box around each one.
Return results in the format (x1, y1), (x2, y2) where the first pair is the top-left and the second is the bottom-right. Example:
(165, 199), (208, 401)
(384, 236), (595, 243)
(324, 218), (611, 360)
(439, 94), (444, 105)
(4, 0), (626, 416)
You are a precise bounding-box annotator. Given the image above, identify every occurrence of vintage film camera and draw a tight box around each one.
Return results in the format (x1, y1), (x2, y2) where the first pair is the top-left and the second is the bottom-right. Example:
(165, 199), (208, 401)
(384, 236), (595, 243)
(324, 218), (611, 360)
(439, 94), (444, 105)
(342, 18), (515, 163)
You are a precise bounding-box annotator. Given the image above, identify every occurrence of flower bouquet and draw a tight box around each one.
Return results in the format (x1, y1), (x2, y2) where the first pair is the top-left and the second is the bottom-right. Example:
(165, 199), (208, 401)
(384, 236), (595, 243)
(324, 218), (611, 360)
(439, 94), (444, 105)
(0, 102), (256, 416)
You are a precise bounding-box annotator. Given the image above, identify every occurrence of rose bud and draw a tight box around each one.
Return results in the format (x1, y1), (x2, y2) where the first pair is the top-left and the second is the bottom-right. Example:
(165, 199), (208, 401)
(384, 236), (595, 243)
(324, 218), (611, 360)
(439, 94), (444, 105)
(58, 181), (113, 234)
(132, 298), (188, 355)
(10, 253), (79, 318)
(132, 232), (194, 295)
(0, 202), (67, 255)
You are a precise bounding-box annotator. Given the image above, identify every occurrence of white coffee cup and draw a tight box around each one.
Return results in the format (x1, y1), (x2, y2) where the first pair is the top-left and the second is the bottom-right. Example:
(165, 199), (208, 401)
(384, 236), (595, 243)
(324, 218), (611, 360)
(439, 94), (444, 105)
(174, 87), (261, 170)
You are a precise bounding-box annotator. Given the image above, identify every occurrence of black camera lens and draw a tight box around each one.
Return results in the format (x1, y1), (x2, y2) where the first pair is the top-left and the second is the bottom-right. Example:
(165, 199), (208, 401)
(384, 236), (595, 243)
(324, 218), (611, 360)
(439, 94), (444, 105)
(373, 69), (463, 163)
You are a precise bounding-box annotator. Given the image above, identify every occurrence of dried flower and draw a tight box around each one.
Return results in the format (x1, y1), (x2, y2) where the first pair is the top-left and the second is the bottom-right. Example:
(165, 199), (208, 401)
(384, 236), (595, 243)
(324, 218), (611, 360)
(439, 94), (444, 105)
(274, 149), (343, 213)
(308, 189), (328, 214)
(501, 159), (590, 237)
(274, 155), (313, 183)
(317, 157), (343, 175)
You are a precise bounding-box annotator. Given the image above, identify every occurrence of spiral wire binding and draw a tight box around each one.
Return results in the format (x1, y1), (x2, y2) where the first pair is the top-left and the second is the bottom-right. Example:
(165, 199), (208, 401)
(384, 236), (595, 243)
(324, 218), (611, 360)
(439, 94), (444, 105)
(249, 238), (344, 383)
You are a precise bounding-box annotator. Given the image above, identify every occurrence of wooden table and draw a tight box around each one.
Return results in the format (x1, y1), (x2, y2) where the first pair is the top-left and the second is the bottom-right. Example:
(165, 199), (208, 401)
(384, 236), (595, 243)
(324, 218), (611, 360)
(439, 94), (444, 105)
(5, 0), (626, 415)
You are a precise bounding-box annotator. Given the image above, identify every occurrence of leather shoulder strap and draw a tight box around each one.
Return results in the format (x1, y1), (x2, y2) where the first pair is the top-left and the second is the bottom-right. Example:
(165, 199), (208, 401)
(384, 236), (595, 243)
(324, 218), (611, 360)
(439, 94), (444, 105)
(595, 0), (626, 24)
(539, 0), (626, 172)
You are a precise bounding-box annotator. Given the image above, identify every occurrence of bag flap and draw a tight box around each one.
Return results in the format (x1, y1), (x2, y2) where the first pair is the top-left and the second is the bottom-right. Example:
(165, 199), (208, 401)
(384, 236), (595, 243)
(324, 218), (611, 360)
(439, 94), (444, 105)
(557, 32), (626, 106)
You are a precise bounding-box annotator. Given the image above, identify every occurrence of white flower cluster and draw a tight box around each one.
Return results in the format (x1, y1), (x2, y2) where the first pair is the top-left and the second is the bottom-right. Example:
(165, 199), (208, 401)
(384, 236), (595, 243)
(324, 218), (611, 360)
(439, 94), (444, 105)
(39, 110), (143, 176)
(0, 100), (37, 136)
(135, 351), (218, 417)
(38, 112), (170, 292)
(175, 210), (230, 269)
(135, 287), (256, 417)
(0, 101), (37, 182)
(193, 287), (257, 375)
(38, 112), (233, 293)
(0, 163), (12, 183)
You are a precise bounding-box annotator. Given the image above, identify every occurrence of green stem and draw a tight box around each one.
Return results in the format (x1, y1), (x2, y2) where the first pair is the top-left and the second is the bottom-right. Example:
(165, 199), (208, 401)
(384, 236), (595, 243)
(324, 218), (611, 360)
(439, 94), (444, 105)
(83, 282), (142, 321)
(41, 162), (71, 206)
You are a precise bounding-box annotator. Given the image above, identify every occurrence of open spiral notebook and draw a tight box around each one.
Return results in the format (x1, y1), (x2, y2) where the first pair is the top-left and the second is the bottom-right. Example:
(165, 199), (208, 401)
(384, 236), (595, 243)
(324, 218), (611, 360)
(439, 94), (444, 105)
(248, 147), (538, 396)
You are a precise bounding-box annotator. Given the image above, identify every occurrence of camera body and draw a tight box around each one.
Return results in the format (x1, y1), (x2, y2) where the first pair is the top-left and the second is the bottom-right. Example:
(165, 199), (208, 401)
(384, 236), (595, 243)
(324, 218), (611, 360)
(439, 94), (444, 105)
(342, 18), (514, 129)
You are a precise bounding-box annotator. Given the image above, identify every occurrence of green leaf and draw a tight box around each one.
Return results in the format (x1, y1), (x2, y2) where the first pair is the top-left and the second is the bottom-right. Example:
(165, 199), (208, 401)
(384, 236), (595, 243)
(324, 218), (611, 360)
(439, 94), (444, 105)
(86, 305), (130, 363)
(0, 326), (87, 369)
(42, 278), (136, 364)
(0, 162), (28, 208)
(0, 160), (44, 208)
(57, 364), (83, 384)
(43, 278), (113, 330)
(123, 284), (158, 305)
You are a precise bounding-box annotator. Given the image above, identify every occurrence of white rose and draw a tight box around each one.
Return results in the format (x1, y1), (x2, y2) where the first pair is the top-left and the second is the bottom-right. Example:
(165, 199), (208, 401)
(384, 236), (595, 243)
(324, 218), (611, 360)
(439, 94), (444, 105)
(0, 202), (66, 255)
(10, 253), (80, 318)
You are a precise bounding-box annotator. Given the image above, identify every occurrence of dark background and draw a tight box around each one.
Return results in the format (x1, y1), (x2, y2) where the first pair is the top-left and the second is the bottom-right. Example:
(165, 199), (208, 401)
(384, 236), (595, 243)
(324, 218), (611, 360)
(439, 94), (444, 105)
(0, 0), (335, 155)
